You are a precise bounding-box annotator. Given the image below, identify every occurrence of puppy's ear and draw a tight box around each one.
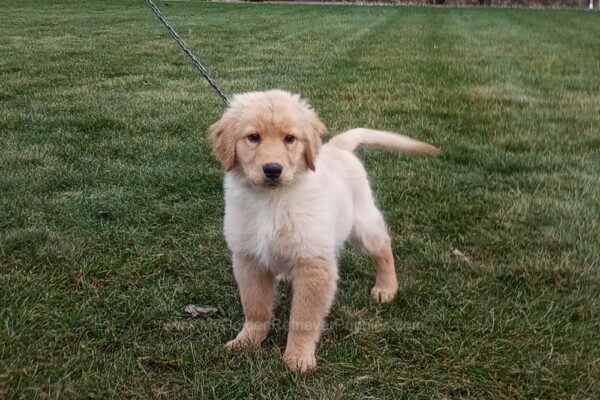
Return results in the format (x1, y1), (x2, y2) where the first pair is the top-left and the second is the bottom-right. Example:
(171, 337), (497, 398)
(209, 116), (236, 171)
(304, 118), (325, 171)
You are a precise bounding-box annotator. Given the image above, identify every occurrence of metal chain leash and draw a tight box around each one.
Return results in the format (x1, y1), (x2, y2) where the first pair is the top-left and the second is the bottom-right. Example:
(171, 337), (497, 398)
(145, 0), (231, 106)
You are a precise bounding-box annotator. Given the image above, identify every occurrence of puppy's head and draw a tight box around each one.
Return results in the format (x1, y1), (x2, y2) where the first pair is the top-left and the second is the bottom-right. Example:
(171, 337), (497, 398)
(209, 90), (325, 187)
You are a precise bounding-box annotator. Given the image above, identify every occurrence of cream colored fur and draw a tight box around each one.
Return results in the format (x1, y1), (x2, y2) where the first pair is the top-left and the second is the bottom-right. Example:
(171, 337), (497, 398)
(209, 90), (439, 372)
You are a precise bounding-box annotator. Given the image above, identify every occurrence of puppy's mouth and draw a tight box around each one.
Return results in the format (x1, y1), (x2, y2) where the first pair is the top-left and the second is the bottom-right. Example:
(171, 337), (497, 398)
(263, 178), (281, 188)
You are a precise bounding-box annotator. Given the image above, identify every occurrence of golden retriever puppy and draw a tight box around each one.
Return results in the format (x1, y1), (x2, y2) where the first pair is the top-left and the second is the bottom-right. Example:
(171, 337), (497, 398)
(209, 90), (439, 372)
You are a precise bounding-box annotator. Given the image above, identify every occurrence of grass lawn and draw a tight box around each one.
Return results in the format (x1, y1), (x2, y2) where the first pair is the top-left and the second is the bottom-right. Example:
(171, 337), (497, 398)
(1, 0), (599, 398)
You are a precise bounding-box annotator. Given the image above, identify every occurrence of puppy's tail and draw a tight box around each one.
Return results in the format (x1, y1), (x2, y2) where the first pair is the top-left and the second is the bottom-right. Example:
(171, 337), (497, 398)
(327, 128), (440, 155)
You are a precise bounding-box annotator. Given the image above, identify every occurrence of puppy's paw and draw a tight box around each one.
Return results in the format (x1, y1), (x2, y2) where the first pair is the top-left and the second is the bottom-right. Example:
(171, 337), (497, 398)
(225, 332), (262, 350)
(371, 284), (398, 303)
(225, 337), (250, 350)
(225, 321), (271, 350)
(283, 351), (317, 373)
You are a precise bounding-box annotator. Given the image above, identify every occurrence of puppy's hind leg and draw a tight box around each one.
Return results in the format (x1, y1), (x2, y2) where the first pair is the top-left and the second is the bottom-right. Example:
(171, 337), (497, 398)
(351, 204), (398, 304)
(226, 255), (277, 349)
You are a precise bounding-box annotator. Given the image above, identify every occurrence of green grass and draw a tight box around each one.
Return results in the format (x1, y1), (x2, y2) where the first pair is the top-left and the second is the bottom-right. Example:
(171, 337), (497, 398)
(1, 0), (599, 398)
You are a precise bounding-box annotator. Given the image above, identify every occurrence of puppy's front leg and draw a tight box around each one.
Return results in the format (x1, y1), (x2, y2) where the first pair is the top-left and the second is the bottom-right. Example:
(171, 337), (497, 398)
(226, 255), (276, 349)
(284, 257), (337, 372)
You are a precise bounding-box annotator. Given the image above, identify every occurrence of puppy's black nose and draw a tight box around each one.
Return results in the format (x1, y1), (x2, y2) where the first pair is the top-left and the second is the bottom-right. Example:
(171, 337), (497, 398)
(263, 163), (283, 180)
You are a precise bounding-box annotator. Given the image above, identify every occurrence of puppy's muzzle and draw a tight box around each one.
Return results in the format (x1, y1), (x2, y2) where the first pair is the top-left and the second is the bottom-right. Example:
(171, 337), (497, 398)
(263, 163), (283, 184)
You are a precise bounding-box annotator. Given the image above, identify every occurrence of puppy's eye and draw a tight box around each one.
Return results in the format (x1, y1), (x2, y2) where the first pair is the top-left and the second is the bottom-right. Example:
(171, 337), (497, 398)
(284, 135), (296, 145)
(247, 133), (261, 144)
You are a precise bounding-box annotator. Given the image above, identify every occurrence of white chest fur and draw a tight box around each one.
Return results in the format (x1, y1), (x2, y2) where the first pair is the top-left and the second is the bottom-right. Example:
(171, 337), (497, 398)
(222, 173), (346, 273)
